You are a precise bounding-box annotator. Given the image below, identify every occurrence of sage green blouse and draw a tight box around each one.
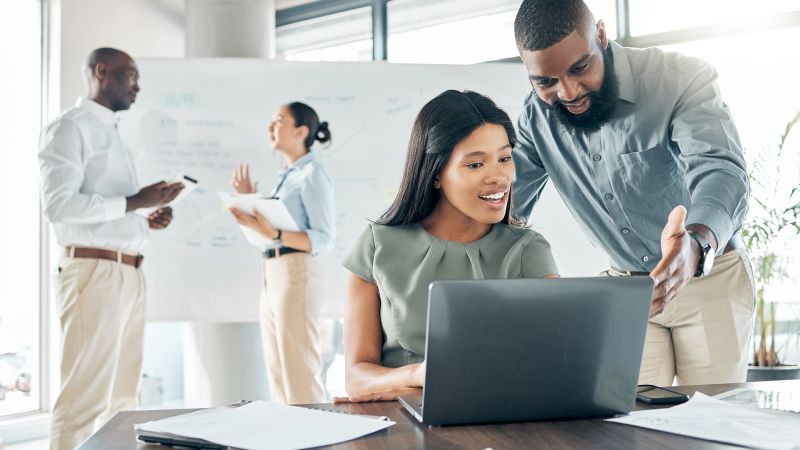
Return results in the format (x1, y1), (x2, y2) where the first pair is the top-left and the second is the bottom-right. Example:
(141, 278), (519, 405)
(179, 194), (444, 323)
(342, 222), (559, 368)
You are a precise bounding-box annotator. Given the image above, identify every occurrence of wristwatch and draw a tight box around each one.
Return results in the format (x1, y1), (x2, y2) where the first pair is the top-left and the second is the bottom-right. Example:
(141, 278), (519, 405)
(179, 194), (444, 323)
(687, 230), (714, 277)
(273, 229), (282, 244)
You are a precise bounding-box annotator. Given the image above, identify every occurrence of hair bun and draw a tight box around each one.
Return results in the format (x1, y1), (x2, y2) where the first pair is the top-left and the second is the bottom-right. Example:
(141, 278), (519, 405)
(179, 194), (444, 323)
(315, 120), (332, 144)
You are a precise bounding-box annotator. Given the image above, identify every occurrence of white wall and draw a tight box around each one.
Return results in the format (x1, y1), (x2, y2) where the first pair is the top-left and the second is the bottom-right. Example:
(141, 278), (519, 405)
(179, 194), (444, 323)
(55, 0), (185, 114)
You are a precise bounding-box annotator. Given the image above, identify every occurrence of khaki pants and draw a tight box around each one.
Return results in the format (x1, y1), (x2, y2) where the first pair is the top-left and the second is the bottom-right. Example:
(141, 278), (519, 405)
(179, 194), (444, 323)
(606, 248), (755, 386)
(259, 252), (326, 404)
(50, 256), (146, 450)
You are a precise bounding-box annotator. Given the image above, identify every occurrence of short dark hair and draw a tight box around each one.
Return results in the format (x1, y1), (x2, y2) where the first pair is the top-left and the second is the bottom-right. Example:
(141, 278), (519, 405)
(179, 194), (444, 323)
(85, 47), (129, 76)
(286, 101), (331, 149)
(378, 90), (517, 226)
(514, 0), (593, 51)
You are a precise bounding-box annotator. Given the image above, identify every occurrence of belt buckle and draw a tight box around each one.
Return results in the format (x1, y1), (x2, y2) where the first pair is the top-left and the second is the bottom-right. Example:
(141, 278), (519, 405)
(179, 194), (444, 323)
(275, 247), (281, 258)
(135, 254), (144, 268)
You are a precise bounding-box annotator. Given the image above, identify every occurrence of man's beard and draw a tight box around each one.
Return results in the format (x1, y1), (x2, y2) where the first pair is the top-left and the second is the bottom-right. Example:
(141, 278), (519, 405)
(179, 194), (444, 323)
(539, 45), (619, 134)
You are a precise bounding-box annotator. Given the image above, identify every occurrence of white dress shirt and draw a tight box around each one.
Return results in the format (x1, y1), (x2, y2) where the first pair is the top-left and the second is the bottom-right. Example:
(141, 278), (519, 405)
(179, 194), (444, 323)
(39, 98), (148, 253)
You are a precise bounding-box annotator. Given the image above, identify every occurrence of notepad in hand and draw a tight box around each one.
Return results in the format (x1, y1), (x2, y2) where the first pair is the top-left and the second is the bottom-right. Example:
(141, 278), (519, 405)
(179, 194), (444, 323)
(218, 192), (300, 247)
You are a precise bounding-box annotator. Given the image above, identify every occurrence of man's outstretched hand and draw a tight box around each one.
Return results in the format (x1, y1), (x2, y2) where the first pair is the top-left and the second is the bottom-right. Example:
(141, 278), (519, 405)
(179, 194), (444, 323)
(649, 206), (701, 317)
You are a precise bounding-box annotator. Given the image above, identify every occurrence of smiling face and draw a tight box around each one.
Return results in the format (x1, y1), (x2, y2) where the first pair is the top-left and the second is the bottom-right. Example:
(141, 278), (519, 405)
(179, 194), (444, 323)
(519, 20), (619, 133)
(267, 105), (307, 152)
(435, 123), (515, 225)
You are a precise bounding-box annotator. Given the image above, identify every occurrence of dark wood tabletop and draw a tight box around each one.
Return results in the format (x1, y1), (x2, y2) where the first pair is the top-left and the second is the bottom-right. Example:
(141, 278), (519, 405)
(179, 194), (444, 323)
(80, 380), (799, 450)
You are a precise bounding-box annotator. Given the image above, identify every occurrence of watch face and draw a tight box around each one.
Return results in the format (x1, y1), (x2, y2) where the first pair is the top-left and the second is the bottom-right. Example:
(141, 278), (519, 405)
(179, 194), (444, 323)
(702, 250), (715, 276)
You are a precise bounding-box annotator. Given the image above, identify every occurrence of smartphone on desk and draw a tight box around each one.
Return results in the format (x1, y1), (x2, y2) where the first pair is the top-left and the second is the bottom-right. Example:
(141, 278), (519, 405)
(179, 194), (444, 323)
(636, 385), (689, 404)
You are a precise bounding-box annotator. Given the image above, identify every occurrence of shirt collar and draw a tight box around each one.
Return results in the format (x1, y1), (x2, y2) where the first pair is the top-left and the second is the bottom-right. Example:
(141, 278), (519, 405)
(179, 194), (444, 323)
(609, 41), (636, 104)
(76, 97), (119, 127)
(282, 151), (316, 172)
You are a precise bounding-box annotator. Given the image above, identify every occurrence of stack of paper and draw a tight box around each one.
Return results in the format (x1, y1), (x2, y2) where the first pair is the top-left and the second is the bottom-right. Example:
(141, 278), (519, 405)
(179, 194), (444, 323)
(135, 401), (394, 450)
(606, 392), (800, 450)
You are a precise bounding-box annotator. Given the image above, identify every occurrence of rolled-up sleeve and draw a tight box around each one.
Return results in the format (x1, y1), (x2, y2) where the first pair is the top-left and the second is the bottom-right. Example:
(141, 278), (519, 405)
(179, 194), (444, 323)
(671, 63), (749, 251)
(301, 166), (336, 254)
(512, 100), (550, 223)
(38, 118), (127, 224)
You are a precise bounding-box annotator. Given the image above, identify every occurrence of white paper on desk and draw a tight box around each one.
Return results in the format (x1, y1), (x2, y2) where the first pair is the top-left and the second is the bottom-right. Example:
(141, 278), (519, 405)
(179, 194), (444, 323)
(218, 192), (300, 247)
(606, 392), (800, 450)
(135, 401), (395, 450)
(715, 387), (800, 414)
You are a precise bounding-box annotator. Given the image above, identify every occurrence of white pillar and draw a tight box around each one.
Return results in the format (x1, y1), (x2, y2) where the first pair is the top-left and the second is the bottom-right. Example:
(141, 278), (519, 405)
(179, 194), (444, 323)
(183, 0), (276, 408)
(185, 0), (276, 58)
(183, 322), (268, 407)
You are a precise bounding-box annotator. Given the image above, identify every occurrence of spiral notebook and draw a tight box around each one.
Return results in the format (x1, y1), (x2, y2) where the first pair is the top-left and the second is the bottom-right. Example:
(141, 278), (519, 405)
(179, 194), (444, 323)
(135, 400), (393, 450)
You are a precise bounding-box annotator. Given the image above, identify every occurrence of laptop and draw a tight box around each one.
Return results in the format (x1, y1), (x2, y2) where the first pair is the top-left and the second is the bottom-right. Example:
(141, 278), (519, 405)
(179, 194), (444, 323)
(398, 277), (653, 426)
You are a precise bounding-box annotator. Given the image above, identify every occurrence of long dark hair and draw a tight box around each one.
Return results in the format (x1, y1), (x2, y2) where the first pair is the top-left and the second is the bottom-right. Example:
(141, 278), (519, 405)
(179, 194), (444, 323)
(378, 90), (518, 226)
(286, 101), (331, 149)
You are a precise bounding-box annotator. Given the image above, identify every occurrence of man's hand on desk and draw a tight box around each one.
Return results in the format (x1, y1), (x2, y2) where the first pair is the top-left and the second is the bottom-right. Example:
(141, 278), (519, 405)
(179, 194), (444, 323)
(126, 181), (184, 212)
(333, 387), (423, 404)
(148, 207), (173, 230)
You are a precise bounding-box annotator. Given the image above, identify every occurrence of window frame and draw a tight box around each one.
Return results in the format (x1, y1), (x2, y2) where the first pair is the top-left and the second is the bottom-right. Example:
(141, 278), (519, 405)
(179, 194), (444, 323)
(277, 0), (800, 62)
(0, 0), (52, 440)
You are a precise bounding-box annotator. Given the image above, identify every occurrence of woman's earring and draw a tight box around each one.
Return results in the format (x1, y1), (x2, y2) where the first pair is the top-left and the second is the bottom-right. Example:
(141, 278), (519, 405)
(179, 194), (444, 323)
(434, 180), (441, 189)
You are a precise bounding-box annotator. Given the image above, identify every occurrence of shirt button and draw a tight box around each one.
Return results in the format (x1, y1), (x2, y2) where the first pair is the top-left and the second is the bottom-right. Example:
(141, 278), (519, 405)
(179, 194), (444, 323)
(622, 228), (630, 234)
(604, 193), (614, 201)
(642, 256), (650, 262)
(592, 154), (602, 162)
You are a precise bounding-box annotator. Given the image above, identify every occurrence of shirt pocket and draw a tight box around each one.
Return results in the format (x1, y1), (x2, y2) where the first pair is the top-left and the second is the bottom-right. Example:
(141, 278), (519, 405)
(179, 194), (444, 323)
(86, 127), (114, 153)
(85, 129), (115, 174)
(615, 145), (691, 246)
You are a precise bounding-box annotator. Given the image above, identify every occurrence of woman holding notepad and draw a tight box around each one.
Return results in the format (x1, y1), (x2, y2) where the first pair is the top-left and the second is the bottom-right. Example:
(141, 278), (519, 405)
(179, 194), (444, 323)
(228, 102), (335, 404)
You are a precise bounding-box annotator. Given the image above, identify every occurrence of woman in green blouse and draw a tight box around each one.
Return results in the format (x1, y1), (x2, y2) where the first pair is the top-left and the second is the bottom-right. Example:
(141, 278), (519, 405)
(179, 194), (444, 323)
(339, 90), (559, 403)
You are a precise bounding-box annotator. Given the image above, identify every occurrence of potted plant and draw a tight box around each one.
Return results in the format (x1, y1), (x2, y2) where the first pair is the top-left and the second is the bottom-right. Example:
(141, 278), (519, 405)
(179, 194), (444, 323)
(742, 111), (800, 381)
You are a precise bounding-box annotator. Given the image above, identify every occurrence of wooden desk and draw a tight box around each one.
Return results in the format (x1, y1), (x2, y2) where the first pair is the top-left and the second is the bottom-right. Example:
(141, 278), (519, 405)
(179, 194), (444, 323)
(81, 380), (798, 449)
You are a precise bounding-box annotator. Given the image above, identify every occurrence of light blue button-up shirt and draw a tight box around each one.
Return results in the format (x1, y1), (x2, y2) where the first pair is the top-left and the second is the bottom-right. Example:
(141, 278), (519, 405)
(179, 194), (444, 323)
(513, 41), (749, 272)
(266, 151), (336, 255)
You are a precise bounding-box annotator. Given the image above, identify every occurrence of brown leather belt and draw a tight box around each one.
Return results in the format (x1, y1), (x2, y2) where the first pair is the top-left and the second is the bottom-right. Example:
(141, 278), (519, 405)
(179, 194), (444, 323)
(615, 232), (744, 276)
(264, 246), (305, 259)
(64, 246), (144, 268)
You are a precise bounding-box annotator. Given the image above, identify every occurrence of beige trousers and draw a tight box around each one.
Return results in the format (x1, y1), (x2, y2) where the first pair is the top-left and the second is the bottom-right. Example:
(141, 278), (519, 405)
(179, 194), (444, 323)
(50, 256), (146, 450)
(259, 252), (326, 404)
(607, 248), (756, 386)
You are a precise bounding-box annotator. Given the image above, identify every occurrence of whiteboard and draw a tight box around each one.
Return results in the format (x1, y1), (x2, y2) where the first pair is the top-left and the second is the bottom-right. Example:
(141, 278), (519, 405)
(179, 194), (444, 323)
(118, 59), (608, 322)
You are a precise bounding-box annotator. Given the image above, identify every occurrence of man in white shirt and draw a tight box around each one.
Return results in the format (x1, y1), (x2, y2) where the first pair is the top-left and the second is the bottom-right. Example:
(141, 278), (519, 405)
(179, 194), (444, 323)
(39, 47), (184, 450)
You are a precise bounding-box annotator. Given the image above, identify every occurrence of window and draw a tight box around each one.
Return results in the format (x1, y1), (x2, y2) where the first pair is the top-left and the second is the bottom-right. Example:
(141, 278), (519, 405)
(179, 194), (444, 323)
(278, 7), (373, 62)
(0, 0), (43, 418)
(629, 0), (799, 36)
(660, 26), (800, 300)
(387, 0), (616, 64)
(661, 27), (800, 361)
